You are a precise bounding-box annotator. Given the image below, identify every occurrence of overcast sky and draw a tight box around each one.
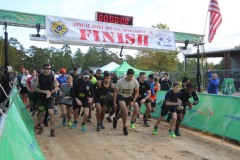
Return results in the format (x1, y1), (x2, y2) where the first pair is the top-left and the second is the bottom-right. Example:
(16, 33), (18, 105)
(1, 0), (239, 63)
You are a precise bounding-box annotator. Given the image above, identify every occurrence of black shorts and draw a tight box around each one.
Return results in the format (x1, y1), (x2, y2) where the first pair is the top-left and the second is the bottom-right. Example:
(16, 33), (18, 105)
(20, 87), (28, 94)
(161, 106), (176, 116)
(117, 95), (132, 106)
(72, 99), (91, 109)
(61, 102), (72, 108)
(136, 98), (150, 107)
(151, 102), (156, 107)
(37, 97), (54, 111)
(95, 98), (107, 106)
(176, 106), (187, 115)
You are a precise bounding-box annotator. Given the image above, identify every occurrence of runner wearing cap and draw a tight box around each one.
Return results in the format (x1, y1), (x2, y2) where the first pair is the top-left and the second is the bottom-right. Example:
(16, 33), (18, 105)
(57, 68), (68, 116)
(71, 70), (95, 132)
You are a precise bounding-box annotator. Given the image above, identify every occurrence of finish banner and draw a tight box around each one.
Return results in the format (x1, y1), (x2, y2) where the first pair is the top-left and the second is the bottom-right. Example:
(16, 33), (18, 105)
(46, 15), (176, 51)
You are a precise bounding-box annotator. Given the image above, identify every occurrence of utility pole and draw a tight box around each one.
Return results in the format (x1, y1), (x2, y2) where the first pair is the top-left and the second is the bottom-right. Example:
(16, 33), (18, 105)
(4, 23), (9, 67)
(194, 43), (205, 92)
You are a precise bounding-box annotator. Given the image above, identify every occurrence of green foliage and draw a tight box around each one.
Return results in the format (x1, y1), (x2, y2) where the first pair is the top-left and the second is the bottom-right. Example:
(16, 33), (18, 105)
(234, 45), (240, 49)
(0, 36), (223, 75)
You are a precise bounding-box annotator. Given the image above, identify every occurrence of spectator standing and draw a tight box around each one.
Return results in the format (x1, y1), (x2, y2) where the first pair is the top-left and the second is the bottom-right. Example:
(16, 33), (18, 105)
(207, 69), (219, 94)
(160, 73), (172, 91)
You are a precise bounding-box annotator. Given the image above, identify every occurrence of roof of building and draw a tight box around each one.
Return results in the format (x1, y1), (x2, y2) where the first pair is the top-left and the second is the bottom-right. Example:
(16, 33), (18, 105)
(185, 48), (240, 58)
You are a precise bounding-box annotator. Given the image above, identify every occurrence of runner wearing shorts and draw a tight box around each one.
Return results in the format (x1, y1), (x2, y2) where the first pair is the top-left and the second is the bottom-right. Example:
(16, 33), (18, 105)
(71, 70), (95, 132)
(34, 64), (59, 137)
(59, 76), (73, 127)
(175, 83), (199, 136)
(113, 69), (139, 136)
(152, 81), (181, 138)
(95, 71), (114, 131)
(131, 72), (151, 129)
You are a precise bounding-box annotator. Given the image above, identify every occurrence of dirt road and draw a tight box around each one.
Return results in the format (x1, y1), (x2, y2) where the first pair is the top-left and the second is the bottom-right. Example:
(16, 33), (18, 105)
(36, 112), (240, 160)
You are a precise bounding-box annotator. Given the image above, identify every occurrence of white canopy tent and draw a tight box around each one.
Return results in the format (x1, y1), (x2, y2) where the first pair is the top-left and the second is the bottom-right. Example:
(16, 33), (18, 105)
(94, 62), (120, 73)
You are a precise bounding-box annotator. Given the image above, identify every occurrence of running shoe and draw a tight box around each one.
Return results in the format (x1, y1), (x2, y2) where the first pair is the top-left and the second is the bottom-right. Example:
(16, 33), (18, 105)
(97, 124), (101, 131)
(123, 127), (128, 136)
(50, 129), (55, 137)
(82, 124), (87, 132)
(169, 130), (176, 138)
(106, 117), (112, 122)
(62, 117), (66, 126)
(144, 121), (150, 127)
(175, 128), (181, 136)
(113, 117), (117, 129)
(152, 126), (158, 135)
(130, 123), (136, 129)
(100, 123), (105, 129)
(71, 122), (78, 129)
(67, 121), (73, 127)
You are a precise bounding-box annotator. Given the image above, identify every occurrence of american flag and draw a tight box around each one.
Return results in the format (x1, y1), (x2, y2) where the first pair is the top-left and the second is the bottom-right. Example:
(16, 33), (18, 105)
(208, 0), (222, 43)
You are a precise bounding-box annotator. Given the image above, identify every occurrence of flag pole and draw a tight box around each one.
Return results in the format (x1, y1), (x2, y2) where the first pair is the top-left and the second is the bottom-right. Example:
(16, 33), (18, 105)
(203, 0), (211, 36)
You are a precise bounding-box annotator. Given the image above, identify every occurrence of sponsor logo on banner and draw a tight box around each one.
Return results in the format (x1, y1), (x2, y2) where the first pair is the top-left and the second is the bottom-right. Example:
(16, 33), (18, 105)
(50, 21), (68, 37)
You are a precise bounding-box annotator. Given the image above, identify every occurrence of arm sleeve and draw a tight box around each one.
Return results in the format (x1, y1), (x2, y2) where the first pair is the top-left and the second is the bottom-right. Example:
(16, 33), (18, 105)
(208, 71), (213, 79)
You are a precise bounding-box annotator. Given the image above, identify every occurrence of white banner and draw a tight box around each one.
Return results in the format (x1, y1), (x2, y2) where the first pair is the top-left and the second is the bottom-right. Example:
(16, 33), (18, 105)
(46, 16), (176, 51)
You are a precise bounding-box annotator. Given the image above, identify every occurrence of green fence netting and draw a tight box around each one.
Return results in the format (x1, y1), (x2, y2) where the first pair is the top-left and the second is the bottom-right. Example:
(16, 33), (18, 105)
(140, 91), (240, 141)
(0, 86), (45, 160)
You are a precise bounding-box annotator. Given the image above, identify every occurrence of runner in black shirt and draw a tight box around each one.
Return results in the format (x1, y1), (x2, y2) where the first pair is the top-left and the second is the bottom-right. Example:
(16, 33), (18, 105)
(160, 73), (172, 91)
(152, 81), (181, 138)
(71, 70), (95, 132)
(175, 83), (199, 136)
(34, 64), (59, 137)
(70, 68), (80, 84)
(131, 72), (151, 129)
(95, 72), (114, 131)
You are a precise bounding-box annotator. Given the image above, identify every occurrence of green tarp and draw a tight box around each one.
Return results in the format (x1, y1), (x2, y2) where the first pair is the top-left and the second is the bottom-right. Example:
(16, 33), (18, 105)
(141, 91), (240, 141)
(0, 86), (45, 160)
(110, 61), (152, 77)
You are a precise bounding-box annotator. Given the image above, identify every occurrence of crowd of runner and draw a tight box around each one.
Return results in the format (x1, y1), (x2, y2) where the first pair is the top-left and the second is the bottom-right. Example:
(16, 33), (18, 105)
(15, 64), (199, 138)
